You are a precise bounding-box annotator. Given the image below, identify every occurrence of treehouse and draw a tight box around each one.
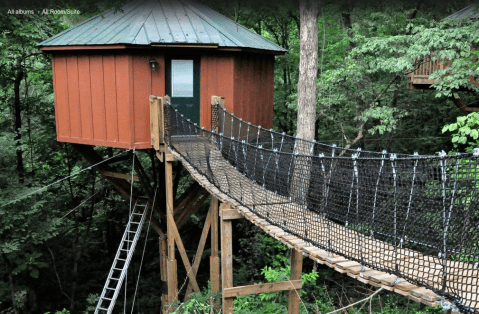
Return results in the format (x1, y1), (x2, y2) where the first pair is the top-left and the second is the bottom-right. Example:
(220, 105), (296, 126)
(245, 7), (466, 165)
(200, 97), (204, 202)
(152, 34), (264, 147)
(407, 2), (478, 100)
(38, 0), (285, 149)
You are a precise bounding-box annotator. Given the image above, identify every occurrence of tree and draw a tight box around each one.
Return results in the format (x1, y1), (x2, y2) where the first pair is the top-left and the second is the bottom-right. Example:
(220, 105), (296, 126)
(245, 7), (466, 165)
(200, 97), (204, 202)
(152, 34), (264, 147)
(296, 0), (320, 142)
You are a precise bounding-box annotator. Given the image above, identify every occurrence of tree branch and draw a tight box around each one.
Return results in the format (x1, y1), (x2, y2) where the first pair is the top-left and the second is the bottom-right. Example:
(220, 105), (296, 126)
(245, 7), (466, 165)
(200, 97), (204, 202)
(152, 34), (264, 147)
(46, 245), (72, 302)
(326, 287), (384, 314)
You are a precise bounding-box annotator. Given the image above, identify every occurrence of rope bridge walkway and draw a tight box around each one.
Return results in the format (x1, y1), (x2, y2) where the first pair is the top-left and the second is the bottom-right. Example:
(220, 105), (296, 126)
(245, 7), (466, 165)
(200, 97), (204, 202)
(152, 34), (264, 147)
(164, 102), (478, 314)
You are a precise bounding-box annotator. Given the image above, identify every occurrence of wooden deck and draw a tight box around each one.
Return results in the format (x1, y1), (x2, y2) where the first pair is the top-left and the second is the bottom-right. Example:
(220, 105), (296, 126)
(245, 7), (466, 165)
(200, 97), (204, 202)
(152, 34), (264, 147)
(408, 57), (444, 90)
(168, 137), (478, 313)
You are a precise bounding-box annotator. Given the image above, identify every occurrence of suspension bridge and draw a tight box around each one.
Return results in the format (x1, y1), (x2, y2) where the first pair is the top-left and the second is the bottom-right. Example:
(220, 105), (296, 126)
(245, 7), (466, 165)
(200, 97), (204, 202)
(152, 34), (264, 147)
(93, 95), (479, 314)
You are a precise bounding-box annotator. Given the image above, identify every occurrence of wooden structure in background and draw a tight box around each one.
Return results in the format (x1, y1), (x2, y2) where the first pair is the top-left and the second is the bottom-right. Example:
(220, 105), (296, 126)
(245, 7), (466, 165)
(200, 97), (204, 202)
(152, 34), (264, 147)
(407, 3), (478, 115)
(407, 57), (445, 90)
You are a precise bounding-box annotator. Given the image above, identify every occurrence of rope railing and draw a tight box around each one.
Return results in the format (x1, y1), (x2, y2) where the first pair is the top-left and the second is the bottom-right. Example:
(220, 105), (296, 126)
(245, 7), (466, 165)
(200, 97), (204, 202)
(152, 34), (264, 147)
(165, 102), (479, 313)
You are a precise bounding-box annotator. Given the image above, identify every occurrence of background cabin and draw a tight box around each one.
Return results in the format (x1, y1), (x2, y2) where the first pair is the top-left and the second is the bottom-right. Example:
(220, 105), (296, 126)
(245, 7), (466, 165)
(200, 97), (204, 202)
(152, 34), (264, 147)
(407, 2), (478, 91)
(39, 0), (285, 149)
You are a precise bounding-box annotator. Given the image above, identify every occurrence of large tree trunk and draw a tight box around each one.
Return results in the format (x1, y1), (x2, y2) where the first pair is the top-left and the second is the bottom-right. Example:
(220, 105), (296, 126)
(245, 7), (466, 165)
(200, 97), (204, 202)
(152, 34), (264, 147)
(14, 57), (25, 183)
(290, 0), (320, 213)
(296, 0), (319, 142)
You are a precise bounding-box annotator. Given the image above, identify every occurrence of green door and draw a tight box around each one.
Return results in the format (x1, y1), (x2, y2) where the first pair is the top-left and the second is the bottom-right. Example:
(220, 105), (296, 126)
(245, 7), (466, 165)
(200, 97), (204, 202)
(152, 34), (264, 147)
(166, 57), (200, 125)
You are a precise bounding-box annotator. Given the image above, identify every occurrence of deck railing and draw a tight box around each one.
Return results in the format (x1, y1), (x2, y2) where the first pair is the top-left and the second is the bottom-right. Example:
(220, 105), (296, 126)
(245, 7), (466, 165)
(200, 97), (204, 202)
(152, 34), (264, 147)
(408, 57), (446, 88)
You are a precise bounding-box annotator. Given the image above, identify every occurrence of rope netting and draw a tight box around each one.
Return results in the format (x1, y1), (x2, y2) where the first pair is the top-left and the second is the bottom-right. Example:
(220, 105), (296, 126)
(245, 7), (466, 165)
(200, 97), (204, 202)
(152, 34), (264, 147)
(165, 103), (479, 313)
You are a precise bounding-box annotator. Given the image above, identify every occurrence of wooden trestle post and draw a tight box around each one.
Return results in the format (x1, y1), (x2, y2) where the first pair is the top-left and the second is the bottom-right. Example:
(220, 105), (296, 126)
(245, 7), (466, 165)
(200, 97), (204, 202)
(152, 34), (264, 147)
(150, 95), (166, 150)
(220, 204), (303, 314)
(159, 237), (168, 312)
(288, 249), (303, 314)
(210, 197), (221, 305)
(165, 157), (178, 306)
(220, 202), (235, 314)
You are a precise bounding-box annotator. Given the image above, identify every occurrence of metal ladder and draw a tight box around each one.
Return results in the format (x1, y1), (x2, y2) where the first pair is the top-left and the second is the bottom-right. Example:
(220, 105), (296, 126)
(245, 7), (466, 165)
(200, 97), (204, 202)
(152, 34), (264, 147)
(94, 197), (150, 314)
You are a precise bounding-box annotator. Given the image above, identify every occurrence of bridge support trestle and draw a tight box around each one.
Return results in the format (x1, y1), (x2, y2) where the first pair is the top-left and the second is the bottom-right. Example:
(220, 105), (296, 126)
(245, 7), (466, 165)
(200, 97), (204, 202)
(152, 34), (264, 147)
(220, 203), (304, 314)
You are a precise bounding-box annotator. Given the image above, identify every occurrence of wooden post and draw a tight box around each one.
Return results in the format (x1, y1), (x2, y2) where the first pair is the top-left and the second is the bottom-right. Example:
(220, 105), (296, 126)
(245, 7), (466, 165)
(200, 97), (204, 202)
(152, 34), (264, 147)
(159, 237), (169, 313)
(150, 95), (160, 150)
(210, 196), (220, 308)
(288, 249), (303, 314)
(159, 96), (165, 144)
(220, 202), (234, 314)
(164, 95), (171, 145)
(165, 158), (178, 306)
(211, 95), (225, 132)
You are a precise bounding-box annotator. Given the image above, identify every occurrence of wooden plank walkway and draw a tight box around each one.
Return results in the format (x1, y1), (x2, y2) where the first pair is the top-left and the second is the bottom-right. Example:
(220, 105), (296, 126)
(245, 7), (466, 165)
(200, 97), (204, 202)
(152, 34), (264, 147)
(167, 138), (476, 313)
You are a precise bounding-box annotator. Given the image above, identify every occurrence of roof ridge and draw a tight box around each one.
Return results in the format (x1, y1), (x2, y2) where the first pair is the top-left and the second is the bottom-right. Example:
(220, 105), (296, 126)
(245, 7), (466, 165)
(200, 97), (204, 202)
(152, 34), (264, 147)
(178, 0), (284, 51)
(124, 0), (157, 43)
(176, 0), (246, 47)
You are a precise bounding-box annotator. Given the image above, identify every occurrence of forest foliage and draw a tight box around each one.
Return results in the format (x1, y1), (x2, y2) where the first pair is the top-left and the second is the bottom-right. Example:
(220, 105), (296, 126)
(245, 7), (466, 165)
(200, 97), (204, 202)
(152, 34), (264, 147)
(0, 0), (478, 313)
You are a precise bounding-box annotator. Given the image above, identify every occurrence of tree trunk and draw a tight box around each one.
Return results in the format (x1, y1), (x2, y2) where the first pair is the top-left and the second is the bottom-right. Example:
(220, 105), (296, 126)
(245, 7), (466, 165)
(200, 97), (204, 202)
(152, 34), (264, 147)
(3, 254), (18, 314)
(70, 172), (97, 312)
(290, 0), (320, 209)
(14, 57), (25, 183)
(296, 0), (320, 142)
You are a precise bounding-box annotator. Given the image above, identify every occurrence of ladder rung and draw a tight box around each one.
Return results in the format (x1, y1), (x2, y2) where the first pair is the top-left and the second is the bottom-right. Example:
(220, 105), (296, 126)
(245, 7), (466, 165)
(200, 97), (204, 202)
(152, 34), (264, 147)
(117, 258), (126, 261)
(97, 307), (109, 311)
(130, 222), (140, 225)
(120, 249), (130, 252)
(105, 287), (115, 290)
(113, 267), (123, 271)
(101, 297), (112, 301)
(109, 277), (120, 281)
(127, 231), (136, 233)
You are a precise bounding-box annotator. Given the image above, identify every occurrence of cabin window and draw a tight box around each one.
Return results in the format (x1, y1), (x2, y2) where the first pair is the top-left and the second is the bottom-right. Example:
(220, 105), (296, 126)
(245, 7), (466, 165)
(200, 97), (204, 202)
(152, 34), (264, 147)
(171, 60), (194, 97)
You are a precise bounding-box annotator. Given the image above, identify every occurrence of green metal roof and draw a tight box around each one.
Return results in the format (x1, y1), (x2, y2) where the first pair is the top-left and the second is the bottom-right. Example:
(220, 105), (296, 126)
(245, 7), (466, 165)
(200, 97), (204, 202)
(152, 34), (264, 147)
(38, 0), (286, 54)
(444, 2), (479, 19)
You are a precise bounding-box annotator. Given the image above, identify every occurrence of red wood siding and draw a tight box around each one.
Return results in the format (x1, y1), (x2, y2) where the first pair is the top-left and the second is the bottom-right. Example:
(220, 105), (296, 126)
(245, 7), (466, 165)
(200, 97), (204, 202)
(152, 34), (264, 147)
(233, 53), (274, 129)
(51, 52), (165, 149)
(200, 54), (235, 128)
(51, 49), (273, 148)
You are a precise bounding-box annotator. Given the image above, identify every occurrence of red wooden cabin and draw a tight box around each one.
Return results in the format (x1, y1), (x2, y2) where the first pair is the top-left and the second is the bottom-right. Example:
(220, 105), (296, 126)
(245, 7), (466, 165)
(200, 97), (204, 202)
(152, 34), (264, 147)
(39, 0), (285, 149)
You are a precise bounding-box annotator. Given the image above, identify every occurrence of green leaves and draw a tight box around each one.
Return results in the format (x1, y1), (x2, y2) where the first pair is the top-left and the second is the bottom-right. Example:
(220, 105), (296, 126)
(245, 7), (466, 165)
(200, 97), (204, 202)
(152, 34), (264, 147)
(442, 112), (479, 151)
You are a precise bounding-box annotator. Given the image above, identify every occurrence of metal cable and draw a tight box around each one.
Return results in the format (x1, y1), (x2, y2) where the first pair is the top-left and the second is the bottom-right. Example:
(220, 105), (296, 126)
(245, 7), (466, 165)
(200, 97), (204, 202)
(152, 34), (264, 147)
(1, 149), (130, 208)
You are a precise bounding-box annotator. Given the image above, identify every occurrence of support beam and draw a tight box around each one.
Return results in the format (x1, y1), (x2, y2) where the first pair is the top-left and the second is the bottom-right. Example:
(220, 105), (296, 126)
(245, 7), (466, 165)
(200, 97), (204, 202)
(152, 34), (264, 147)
(72, 144), (134, 201)
(174, 183), (203, 215)
(288, 249), (303, 314)
(210, 196), (220, 302)
(101, 170), (140, 182)
(220, 202), (234, 314)
(449, 94), (468, 115)
(150, 95), (165, 149)
(224, 280), (302, 298)
(221, 207), (244, 220)
(159, 237), (168, 312)
(174, 182), (201, 209)
(175, 191), (209, 229)
(167, 213), (201, 294)
(165, 158), (178, 305)
(133, 154), (165, 221)
(184, 206), (213, 300)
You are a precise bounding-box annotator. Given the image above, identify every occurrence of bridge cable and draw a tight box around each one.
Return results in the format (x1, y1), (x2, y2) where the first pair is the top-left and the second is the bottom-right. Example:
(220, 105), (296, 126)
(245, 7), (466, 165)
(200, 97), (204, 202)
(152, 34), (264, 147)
(124, 149), (135, 314)
(0, 149), (130, 208)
